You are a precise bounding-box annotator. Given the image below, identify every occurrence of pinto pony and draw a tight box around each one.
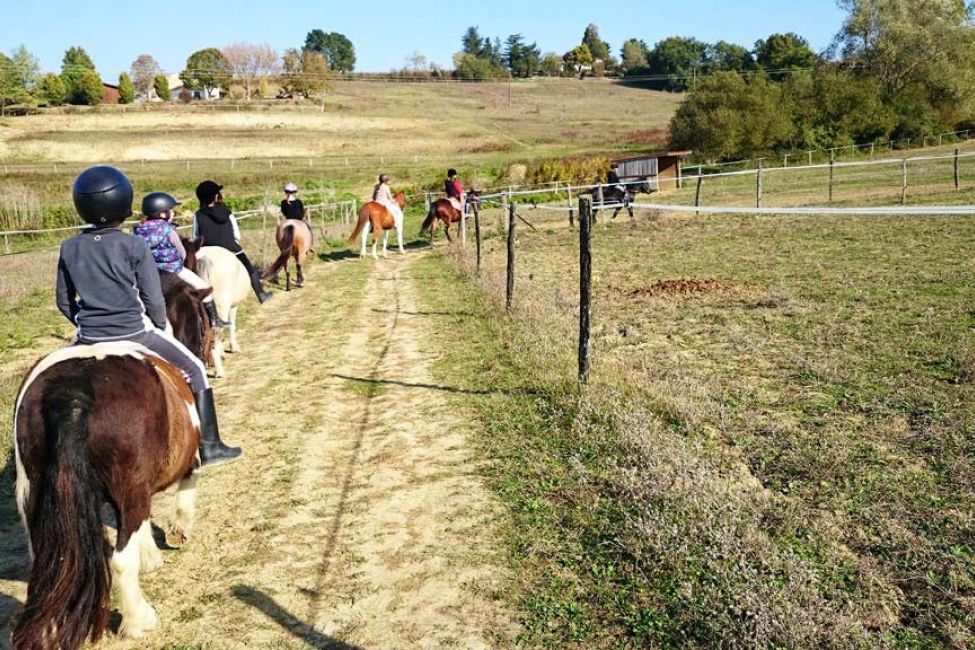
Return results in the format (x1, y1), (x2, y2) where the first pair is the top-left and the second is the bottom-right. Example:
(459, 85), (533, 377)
(420, 190), (479, 242)
(12, 344), (200, 648)
(347, 191), (406, 259)
(262, 219), (313, 290)
(160, 272), (214, 368)
(191, 246), (251, 378)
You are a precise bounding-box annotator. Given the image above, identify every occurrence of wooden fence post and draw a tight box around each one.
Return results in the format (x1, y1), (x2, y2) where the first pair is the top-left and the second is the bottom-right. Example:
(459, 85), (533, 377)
(506, 203), (516, 311)
(578, 196), (593, 383)
(901, 158), (908, 204)
(756, 160), (763, 209)
(828, 152), (835, 203)
(695, 173), (703, 215)
(474, 202), (482, 277)
(501, 193), (508, 235)
(954, 148), (960, 191)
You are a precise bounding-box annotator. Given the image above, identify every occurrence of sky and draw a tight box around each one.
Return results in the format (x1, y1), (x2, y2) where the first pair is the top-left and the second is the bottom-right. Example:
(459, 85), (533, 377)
(0, 1), (848, 76)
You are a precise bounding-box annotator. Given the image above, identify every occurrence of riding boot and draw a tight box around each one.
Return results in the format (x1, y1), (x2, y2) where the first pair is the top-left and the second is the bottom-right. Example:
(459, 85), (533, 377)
(249, 270), (273, 304)
(195, 388), (242, 468)
(204, 301), (231, 328)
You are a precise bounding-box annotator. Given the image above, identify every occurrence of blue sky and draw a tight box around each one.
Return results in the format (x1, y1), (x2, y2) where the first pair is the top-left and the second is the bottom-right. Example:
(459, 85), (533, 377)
(0, 1), (847, 76)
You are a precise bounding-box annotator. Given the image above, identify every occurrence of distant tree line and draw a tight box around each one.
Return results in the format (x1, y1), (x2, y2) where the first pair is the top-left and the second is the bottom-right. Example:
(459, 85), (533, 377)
(669, 0), (975, 161)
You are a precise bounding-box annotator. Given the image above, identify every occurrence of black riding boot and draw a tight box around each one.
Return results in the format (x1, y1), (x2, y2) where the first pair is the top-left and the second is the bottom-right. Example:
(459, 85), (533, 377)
(249, 271), (273, 304)
(204, 301), (231, 328)
(195, 388), (242, 467)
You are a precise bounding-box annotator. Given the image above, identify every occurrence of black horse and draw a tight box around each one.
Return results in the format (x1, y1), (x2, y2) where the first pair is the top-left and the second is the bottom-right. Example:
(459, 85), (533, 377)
(589, 179), (653, 221)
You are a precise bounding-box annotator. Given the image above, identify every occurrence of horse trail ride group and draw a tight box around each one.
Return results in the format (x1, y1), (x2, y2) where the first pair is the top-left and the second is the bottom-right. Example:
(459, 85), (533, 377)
(9, 164), (477, 649)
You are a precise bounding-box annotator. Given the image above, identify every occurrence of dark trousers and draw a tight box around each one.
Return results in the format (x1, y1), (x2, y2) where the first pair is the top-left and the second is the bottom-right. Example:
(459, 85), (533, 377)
(78, 328), (208, 393)
(235, 251), (266, 296)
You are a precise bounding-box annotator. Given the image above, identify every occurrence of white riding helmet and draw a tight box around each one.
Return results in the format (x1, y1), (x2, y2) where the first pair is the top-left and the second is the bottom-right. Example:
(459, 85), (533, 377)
(283, 182), (298, 193)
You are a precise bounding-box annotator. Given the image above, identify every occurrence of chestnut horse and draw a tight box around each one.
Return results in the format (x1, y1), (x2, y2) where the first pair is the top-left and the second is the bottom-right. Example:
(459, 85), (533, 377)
(347, 191), (406, 259)
(13, 344), (200, 647)
(420, 190), (480, 242)
(262, 219), (313, 290)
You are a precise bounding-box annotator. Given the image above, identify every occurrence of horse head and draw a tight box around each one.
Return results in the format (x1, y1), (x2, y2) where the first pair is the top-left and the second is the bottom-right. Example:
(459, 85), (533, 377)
(394, 191), (406, 209)
(181, 237), (204, 272)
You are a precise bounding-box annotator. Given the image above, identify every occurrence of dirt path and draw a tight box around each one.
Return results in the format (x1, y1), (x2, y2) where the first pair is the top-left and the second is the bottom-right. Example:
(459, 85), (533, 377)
(0, 252), (516, 649)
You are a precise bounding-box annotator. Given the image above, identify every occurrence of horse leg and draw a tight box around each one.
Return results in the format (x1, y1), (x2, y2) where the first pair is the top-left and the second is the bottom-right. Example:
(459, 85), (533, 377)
(112, 506), (159, 638)
(296, 254), (305, 287)
(360, 223), (369, 258)
(172, 473), (198, 545)
(211, 331), (225, 378)
(285, 260), (291, 292)
(397, 224), (405, 254)
(137, 519), (164, 573)
(382, 230), (389, 258)
(444, 221), (453, 243)
(228, 306), (240, 353)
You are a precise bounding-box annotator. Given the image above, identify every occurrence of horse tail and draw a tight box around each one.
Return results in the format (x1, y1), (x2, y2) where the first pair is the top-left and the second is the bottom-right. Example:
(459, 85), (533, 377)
(347, 205), (371, 245)
(420, 204), (436, 234)
(262, 223), (294, 280)
(13, 374), (112, 649)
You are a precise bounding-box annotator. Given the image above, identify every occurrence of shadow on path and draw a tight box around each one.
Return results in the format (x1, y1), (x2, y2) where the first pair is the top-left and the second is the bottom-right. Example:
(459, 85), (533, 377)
(232, 585), (363, 650)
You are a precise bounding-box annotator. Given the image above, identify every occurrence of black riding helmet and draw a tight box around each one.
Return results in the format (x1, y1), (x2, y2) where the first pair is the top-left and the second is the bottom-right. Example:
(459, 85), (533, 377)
(72, 166), (134, 225)
(196, 180), (223, 206)
(447, 168), (457, 177)
(141, 192), (181, 218)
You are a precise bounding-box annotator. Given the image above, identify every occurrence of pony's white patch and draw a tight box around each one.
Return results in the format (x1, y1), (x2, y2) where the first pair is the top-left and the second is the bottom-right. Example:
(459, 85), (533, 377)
(185, 399), (201, 432)
(137, 519), (163, 573)
(12, 342), (161, 553)
(173, 474), (199, 540)
(111, 520), (159, 638)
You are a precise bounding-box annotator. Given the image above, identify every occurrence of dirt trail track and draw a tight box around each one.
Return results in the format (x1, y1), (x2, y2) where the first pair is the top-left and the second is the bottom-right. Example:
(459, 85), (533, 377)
(0, 252), (515, 649)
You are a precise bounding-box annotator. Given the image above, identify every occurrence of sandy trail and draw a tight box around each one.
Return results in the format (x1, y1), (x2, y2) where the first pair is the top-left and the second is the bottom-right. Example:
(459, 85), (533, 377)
(0, 252), (515, 649)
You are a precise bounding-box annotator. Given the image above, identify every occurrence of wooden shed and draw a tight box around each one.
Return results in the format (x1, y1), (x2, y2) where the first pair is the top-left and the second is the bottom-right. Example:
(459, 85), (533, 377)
(101, 83), (120, 105)
(612, 150), (692, 192)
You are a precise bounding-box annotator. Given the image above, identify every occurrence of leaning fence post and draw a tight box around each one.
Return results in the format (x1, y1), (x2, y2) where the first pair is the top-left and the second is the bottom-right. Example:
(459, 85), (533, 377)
(695, 173), (704, 215)
(3, 234), (10, 255)
(901, 158), (908, 204)
(506, 203), (516, 311)
(954, 148), (960, 191)
(474, 202), (482, 276)
(578, 195), (593, 383)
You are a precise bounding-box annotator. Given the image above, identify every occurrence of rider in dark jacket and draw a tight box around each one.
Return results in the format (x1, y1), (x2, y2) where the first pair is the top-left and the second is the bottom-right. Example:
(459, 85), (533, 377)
(193, 180), (272, 303)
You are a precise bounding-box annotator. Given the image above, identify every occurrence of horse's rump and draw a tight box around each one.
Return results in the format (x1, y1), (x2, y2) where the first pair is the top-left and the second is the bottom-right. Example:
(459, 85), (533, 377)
(13, 344), (199, 647)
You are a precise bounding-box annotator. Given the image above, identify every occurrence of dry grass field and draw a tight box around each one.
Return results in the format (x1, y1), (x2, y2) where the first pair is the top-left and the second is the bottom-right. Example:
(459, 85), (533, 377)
(432, 193), (975, 647)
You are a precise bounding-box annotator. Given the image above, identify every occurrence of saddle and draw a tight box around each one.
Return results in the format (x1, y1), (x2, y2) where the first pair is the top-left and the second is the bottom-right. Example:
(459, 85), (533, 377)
(447, 196), (463, 212)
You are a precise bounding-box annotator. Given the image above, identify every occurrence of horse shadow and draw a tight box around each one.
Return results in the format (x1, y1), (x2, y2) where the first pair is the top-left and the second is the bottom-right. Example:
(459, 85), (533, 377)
(317, 250), (359, 263)
(232, 585), (363, 649)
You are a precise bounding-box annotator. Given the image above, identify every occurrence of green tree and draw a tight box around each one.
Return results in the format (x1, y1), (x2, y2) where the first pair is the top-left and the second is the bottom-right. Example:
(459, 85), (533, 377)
(462, 26), (484, 56)
(754, 33), (816, 73)
(540, 52), (563, 77)
(505, 34), (541, 78)
(620, 38), (649, 74)
(61, 45), (97, 104)
(118, 72), (135, 104)
(669, 71), (793, 160)
(9, 45), (40, 92)
(304, 30), (356, 72)
(153, 74), (169, 101)
(0, 53), (27, 114)
(180, 48), (231, 98)
(706, 41), (754, 72)
(834, 0), (975, 113)
(452, 52), (507, 80)
(76, 68), (104, 106)
(647, 36), (708, 91)
(37, 73), (66, 106)
(582, 23), (610, 62)
(563, 44), (593, 75)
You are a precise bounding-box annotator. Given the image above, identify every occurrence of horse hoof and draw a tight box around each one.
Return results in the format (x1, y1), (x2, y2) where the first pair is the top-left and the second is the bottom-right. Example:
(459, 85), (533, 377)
(120, 604), (159, 638)
(166, 528), (189, 548)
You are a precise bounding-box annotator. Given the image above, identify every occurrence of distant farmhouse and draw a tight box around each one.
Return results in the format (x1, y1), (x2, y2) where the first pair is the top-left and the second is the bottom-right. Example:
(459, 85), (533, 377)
(165, 73), (221, 101)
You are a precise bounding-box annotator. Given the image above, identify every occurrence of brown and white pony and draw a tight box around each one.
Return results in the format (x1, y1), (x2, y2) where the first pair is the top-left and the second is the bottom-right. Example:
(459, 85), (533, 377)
(190, 245), (251, 378)
(347, 191), (406, 259)
(262, 219), (313, 290)
(12, 344), (200, 648)
(420, 190), (479, 242)
(160, 273), (214, 368)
